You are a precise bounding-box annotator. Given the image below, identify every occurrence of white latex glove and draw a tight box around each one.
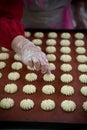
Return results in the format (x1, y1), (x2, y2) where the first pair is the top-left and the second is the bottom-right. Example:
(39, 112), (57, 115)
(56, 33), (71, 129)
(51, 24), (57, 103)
(13, 38), (51, 74)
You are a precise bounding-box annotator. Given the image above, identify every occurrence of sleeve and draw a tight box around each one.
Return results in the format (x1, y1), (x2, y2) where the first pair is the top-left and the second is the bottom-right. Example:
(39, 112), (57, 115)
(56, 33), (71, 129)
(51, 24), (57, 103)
(0, 0), (24, 50)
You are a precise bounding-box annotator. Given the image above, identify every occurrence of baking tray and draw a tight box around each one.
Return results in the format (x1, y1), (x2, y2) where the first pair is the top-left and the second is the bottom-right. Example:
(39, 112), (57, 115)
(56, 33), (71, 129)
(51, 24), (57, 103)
(0, 30), (87, 125)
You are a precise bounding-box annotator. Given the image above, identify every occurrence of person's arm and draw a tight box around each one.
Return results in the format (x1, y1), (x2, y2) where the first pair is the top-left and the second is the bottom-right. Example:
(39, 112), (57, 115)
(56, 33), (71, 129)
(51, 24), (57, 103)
(71, 0), (87, 29)
(0, 0), (51, 74)
(0, 0), (24, 49)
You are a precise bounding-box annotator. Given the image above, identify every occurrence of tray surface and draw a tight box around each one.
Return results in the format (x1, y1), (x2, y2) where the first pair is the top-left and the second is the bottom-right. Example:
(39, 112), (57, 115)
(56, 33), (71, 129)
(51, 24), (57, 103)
(0, 31), (87, 124)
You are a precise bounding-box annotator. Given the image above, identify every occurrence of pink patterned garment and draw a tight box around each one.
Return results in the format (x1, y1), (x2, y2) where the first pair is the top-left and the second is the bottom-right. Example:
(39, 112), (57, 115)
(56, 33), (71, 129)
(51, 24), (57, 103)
(23, 0), (74, 29)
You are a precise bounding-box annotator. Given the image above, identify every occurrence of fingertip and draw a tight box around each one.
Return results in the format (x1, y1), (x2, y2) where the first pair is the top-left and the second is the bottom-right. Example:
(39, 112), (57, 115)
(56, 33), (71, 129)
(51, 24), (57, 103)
(47, 69), (51, 75)
(41, 67), (51, 75)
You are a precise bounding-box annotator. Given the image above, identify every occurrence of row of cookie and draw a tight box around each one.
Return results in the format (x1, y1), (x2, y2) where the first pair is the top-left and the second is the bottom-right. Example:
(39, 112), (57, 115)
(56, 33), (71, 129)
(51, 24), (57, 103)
(0, 52), (87, 64)
(27, 39), (85, 49)
(2, 82), (87, 97)
(0, 70), (87, 84)
(0, 71), (55, 82)
(1, 60), (87, 73)
(59, 39), (87, 101)
(31, 41), (86, 55)
(24, 31), (85, 39)
(0, 97), (87, 112)
(0, 61), (87, 84)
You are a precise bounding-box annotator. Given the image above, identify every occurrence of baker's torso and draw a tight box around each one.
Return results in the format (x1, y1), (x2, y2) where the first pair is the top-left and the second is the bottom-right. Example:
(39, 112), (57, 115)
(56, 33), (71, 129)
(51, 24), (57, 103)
(22, 0), (70, 29)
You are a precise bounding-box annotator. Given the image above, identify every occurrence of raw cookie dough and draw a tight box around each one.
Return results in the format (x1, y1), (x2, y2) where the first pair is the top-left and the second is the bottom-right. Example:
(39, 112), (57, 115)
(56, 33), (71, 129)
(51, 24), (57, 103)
(78, 64), (87, 72)
(76, 55), (87, 63)
(74, 32), (84, 39)
(60, 85), (74, 96)
(20, 99), (34, 110)
(60, 40), (70, 46)
(8, 72), (20, 81)
(34, 32), (44, 38)
(79, 74), (87, 83)
(27, 65), (36, 71)
(82, 101), (87, 111)
(32, 39), (42, 45)
(11, 62), (23, 70)
(60, 47), (71, 54)
(48, 32), (57, 38)
(41, 99), (55, 111)
(0, 97), (14, 109)
(42, 85), (55, 95)
(25, 73), (37, 82)
(46, 54), (56, 62)
(60, 74), (73, 83)
(60, 64), (72, 72)
(4, 83), (18, 94)
(60, 54), (72, 62)
(75, 40), (85, 46)
(0, 61), (6, 69)
(61, 100), (76, 112)
(46, 46), (56, 53)
(76, 47), (86, 54)
(46, 39), (56, 45)
(43, 73), (55, 82)
(61, 32), (71, 39)
(0, 53), (9, 60)
(80, 86), (87, 96)
(14, 54), (21, 61)
(24, 31), (31, 38)
(1, 47), (9, 52)
(49, 63), (56, 71)
(0, 72), (2, 78)
(23, 84), (36, 94)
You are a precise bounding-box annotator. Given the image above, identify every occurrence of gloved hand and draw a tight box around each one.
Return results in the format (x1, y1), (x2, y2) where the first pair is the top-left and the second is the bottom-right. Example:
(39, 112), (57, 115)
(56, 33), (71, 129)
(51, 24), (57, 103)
(12, 37), (51, 74)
